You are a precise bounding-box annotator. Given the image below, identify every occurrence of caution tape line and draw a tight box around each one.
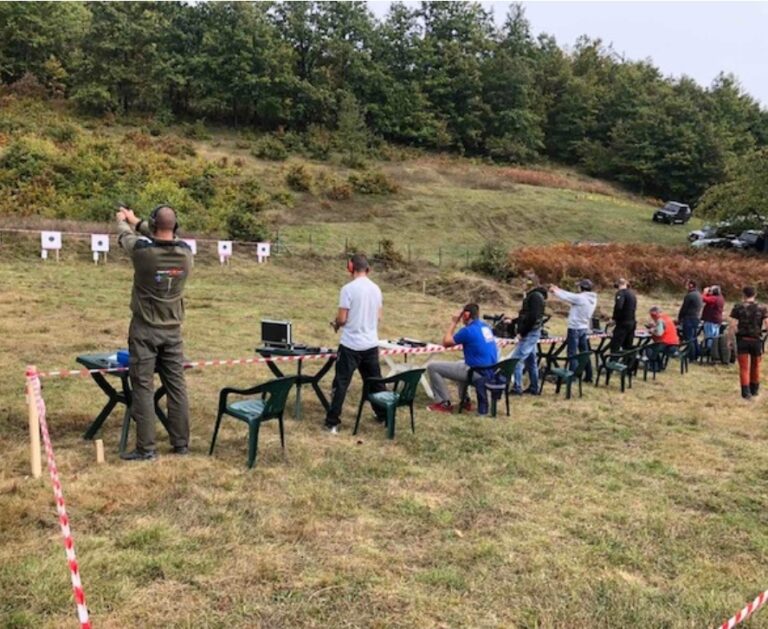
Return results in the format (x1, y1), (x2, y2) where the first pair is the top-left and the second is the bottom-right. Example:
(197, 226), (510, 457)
(26, 370), (91, 628)
(719, 590), (768, 629)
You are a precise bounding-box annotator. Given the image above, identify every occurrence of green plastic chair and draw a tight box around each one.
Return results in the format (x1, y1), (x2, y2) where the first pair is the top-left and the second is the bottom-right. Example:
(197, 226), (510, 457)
(598, 348), (639, 392)
(461, 357), (520, 417)
(545, 351), (592, 399)
(209, 376), (296, 468)
(663, 340), (691, 374)
(354, 368), (425, 440)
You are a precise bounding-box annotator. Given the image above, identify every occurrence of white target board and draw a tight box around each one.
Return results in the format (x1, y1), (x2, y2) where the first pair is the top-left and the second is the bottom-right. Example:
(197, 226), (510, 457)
(257, 242), (271, 257)
(41, 231), (62, 250)
(217, 241), (232, 257)
(91, 234), (110, 253)
(182, 239), (197, 255)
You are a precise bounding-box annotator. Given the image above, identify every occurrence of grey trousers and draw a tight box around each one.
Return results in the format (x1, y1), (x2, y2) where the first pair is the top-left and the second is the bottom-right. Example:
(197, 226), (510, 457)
(128, 318), (190, 452)
(427, 361), (472, 404)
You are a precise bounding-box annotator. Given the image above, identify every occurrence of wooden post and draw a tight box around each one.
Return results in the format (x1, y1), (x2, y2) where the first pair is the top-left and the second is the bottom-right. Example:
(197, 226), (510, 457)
(26, 367), (42, 479)
(438, 247), (442, 267)
(95, 439), (105, 464)
(344, 237), (349, 254)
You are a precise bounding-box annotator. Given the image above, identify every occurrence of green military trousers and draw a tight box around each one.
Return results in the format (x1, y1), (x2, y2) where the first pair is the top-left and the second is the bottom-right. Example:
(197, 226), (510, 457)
(128, 318), (190, 452)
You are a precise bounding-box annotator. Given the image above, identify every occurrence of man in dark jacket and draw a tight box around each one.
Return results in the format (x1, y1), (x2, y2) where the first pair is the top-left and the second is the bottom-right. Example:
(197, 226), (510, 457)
(678, 280), (703, 360)
(117, 205), (192, 461)
(610, 278), (637, 352)
(729, 286), (768, 399)
(509, 274), (547, 394)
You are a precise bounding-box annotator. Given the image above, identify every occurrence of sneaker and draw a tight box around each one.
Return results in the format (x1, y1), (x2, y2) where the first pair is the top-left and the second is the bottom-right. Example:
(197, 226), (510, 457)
(323, 424), (340, 434)
(522, 387), (540, 396)
(427, 401), (453, 413)
(170, 445), (189, 455)
(120, 449), (157, 461)
(461, 398), (473, 412)
(510, 389), (523, 396)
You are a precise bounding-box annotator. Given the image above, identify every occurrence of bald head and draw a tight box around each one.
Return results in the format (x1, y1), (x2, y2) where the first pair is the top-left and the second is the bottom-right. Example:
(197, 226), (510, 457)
(151, 206), (178, 236)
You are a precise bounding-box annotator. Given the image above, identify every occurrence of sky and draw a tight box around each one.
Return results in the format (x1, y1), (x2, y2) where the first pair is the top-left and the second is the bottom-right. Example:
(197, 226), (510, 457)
(367, 1), (768, 107)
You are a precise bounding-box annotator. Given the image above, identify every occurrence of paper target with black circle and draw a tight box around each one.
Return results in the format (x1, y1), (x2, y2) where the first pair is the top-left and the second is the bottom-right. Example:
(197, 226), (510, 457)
(217, 240), (233, 257)
(91, 234), (110, 253)
(41, 231), (62, 250)
(257, 242), (271, 257)
(182, 239), (197, 255)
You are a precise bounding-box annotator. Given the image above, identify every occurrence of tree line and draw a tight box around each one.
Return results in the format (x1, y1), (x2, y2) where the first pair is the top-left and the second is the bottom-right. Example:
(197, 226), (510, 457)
(1, 1), (766, 204)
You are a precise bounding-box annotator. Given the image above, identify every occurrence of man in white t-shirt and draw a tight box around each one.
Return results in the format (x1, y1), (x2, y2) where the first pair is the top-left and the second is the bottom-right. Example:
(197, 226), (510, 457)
(325, 254), (386, 433)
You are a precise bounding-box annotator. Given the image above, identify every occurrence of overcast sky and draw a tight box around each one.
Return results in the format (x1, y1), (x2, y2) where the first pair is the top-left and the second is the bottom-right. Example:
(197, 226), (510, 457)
(367, 1), (768, 107)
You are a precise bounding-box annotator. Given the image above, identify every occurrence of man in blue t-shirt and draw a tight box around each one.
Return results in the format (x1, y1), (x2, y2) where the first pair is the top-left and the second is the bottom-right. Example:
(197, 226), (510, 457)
(426, 303), (499, 414)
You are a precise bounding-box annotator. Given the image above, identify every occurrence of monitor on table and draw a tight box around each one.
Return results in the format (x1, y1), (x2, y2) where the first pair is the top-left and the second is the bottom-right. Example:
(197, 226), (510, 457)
(261, 319), (292, 348)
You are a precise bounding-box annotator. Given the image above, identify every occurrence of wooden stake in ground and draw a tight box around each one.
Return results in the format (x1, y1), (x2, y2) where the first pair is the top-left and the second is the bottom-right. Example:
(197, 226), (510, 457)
(26, 367), (42, 479)
(95, 439), (105, 464)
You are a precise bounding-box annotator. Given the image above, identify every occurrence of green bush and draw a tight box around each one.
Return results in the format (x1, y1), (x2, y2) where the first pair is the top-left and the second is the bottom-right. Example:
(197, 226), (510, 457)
(226, 209), (268, 241)
(347, 170), (399, 195)
(470, 242), (514, 280)
(305, 125), (332, 160)
(71, 85), (116, 114)
(251, 135), (288, 161)
(43, 123), (78, 144)
(285, 163), (312, 192)
(0, 137), (59, 182)
(181, 119), (211, 140)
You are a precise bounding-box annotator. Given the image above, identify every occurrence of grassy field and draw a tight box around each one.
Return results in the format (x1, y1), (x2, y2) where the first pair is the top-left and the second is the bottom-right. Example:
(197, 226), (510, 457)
(2, 249), (768, 628)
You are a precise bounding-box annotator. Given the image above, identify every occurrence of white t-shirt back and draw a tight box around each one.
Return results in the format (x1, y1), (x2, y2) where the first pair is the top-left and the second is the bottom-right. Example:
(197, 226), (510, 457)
(339, 276), (382, 351)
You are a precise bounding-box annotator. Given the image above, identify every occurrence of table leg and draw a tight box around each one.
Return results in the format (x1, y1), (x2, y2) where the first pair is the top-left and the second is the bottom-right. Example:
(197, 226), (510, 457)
(82, 372), (124, 440)
(295, 360), (303, 420)
(119, 378), (133, 454)
(309, 357), (336, 413)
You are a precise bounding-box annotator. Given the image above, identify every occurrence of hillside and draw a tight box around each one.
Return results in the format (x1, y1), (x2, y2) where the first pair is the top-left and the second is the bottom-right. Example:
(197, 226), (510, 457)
(0, 98), (702, 265)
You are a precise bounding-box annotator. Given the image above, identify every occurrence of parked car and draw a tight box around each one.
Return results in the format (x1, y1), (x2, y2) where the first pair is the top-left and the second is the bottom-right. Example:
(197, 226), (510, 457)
(690, 229), (765, 251)
(653, 201), (692, 224)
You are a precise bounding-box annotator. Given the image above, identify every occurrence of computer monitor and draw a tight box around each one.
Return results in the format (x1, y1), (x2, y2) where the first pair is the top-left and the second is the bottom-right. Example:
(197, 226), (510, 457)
(261, 319), (292, 348)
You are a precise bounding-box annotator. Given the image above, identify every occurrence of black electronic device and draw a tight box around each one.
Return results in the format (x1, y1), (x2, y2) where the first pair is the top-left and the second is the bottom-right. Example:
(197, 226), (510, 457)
(397, 337), (427, 348)
(261, 319), (293, 348)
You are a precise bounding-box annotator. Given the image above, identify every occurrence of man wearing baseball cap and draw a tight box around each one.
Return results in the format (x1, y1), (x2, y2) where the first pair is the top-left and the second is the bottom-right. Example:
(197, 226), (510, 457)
(549, 279), (598, 382)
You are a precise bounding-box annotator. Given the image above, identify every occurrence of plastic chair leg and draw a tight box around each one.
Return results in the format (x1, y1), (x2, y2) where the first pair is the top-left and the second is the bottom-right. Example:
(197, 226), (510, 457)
(409, 404), (415, 433)
(565, 379), (572, 400)
(620, 373), (626, 393)
(490, 394), (497, 418)
(278, 414), (285, 450)
(555, 377), (562, 394)
(386, 406), (396, 440)
(578, 377), (583, 398)
(210, 409), (224, 455)
(247, 421), (260, 469)
(504, 390), (510, 417)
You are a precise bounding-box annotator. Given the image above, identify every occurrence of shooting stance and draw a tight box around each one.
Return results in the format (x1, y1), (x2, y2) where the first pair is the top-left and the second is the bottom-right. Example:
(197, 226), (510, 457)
(325, 254), (386, 433)
(116, 204), (192, 460)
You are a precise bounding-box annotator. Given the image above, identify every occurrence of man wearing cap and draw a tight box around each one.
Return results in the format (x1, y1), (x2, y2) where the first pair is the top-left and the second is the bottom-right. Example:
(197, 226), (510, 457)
(116, 205), (192, 461)
(510, 273), (548, 395)
(678, 280), (703, 360)
(610, 278), (637, 353)
(549, 279), (598, 382)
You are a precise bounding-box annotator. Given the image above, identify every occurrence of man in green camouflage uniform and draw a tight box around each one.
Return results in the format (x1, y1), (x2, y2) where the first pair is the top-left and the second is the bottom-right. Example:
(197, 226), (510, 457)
(116, 205), (192, 461)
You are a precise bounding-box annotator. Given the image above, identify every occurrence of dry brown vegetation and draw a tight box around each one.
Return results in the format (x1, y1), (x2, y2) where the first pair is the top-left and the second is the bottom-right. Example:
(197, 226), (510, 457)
(510, 242), (768, 296)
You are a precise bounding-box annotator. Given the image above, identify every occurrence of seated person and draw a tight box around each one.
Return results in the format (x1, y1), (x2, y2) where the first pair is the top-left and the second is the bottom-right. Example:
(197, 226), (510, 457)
(645, 306), (680, 370)
(426, 303), (499, 415)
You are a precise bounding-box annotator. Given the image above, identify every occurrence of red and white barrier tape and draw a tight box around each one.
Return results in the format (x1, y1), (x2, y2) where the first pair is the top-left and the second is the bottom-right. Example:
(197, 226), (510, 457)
(26, 368), (92, 628)
(30, 334), (607, 379)
(719, 590), (768, 629)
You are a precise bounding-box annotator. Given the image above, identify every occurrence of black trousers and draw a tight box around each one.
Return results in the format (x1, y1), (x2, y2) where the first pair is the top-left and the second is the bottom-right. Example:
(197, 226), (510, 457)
(610, 323), (636, 353)
(326, 345), (386, 427)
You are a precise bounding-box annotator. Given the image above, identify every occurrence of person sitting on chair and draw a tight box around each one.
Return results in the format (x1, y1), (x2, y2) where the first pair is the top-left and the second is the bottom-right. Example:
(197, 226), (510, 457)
(426, 304), (499, 415)
(645, 306), (680, 371)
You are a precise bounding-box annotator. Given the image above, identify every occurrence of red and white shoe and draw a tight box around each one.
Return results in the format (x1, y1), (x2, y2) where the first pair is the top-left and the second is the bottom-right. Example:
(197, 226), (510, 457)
(426, 401), (454, 413)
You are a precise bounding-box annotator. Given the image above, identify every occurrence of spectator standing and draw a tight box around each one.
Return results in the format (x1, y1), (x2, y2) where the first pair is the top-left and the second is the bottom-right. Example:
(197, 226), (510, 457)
(610, 278), (637, 353)
(701, 285), (725, 352)
(510, 275), (548, 395)
(549, 279), (598, 383)
(729, 286), (768, 399)
(678, 280), (703, 360)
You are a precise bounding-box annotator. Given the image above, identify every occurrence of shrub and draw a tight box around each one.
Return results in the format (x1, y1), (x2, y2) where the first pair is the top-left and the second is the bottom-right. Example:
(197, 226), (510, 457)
(0, 137), (59, 182)
(155, 135), (196, 157)
(348, 170), (399, 195)
(181, 119), (211, 140)
(235, 140), (251, 150)
(71, 85), (116, 114)
(226, 208), (268, 241)
(182, 171), (217, 205)
(285, 163), (312, 192)
(376, 238), (406, 268)
(315, 171), (352, 200)
(305, 125), (332, 160)
(43, 123), (78, 144)
(251, 135), (288, 161)
(471, 242), (514, 281)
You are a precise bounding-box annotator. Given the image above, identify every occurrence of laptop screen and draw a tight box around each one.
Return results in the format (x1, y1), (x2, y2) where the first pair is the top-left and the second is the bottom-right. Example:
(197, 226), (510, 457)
(261, 320), (292, 346)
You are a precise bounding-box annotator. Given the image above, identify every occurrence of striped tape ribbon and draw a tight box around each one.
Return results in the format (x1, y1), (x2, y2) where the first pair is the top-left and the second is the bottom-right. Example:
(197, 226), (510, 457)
(719, 590), (768, 629)
(26, 369), (91, 628)
(31, 334), (603, 379)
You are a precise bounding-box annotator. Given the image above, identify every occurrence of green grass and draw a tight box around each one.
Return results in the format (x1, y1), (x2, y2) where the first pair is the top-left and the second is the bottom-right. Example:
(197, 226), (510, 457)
(1, 252), (767, 628)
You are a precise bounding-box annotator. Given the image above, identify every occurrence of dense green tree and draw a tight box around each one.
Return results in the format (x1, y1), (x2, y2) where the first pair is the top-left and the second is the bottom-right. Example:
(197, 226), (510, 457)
(698, 149), (768, 221)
